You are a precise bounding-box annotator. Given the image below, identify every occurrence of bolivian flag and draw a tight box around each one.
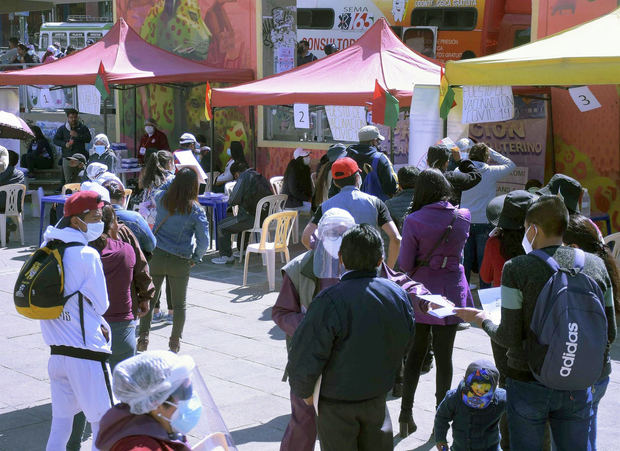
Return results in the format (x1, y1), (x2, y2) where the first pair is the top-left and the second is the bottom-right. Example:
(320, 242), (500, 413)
(372, 80), (399, 128)
(439, 66), (455, 119)
(204, 82), (213, 122)
(94, 62), (110, 101)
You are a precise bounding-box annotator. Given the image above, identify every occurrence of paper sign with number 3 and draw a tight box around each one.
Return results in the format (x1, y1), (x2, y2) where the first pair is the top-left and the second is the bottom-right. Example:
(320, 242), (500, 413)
(568, 86), (602, 112)
(294, 103), (310, 129)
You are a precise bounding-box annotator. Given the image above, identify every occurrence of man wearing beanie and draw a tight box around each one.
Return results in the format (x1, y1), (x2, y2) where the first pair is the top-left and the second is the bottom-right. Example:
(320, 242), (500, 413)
(434, 359), (506, 451)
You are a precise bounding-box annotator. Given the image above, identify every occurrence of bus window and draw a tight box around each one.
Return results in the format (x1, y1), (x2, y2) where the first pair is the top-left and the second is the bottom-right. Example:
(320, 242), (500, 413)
(51, 32), (68, 48)
(514, 28), (530, 47)
(297, 8), (334, 29)
(69, 32), (85, 48)
(40, 33), (49, 50)
(403, 27), (436, 57)
(411, 8), (477, 31)
(87, 32), (104, 43)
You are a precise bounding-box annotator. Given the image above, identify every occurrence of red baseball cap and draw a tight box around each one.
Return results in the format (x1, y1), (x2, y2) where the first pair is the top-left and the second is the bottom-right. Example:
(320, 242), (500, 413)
(64, 191), (104, 217)
(331, 157), (360, 180)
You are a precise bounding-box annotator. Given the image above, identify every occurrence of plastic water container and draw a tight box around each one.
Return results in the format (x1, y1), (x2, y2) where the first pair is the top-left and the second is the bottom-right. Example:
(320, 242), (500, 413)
(581, 188), (591, 217)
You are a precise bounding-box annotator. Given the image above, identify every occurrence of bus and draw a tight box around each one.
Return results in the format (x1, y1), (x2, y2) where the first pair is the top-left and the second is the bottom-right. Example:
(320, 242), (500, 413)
(295, 0), (531, 62)
(38, 21), (112, 53)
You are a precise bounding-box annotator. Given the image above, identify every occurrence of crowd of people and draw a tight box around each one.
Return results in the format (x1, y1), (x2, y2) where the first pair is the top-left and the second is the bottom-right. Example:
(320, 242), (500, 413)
(5, 113), (617, 451)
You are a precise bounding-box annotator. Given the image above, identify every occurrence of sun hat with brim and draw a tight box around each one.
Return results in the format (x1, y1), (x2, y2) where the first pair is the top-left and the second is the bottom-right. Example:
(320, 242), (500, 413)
(487, 190), (538, 230)
(327, 143), (347, 163)
(536, 174), (582, 213)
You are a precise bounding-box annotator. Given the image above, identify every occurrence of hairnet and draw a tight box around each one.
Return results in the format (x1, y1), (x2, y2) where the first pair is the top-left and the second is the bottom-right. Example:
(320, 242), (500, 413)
(86, 162), (108, 181)
(94, 133), (110, 149)
(313, 208), (355, 278)
(112, 351), (196, 415)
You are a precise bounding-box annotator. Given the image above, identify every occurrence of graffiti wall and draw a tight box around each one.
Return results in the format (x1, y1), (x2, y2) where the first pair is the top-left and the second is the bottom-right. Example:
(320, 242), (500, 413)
(534, 0), (620, 231)
(114, 0), (256, 168)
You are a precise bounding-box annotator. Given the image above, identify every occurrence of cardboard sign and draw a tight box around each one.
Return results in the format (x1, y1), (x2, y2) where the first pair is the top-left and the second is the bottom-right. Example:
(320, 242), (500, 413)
(325, 105), (366, 142)
(462, 86), (514, 124)
(568, 86), (602, 112)
(293, 103), (310, 129)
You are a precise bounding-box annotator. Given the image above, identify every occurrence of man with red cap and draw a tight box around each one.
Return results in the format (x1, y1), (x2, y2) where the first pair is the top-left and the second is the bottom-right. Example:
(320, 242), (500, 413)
(301, 157), (401, 268)
(40, 191), (114, 450)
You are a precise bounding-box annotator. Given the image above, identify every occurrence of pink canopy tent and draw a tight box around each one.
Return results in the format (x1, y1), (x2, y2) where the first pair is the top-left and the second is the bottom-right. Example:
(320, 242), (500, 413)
(212, 18), (441, 108)
(0, 18), (254, 86)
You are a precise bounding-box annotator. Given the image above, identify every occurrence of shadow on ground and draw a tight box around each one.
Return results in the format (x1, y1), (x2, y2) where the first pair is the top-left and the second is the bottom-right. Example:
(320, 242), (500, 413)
(230, 414), (289, 445)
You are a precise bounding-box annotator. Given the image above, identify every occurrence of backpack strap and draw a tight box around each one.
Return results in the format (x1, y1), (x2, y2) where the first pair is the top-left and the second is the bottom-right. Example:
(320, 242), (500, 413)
(410, 210), (458, 276)
(57, 242), (88, 344)
(572, 248), (585, 271)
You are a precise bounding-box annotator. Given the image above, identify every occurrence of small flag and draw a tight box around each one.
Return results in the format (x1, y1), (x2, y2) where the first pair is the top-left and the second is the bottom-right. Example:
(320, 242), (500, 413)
(439, 66), (456, 119)
(94, 62), (110, 101)
(204, 82), (213, 122)
(371, 80), (399, 128)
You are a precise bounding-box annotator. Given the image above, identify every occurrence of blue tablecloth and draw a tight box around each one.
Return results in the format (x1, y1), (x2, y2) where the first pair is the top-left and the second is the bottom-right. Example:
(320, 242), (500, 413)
(198, 193), (229, 249)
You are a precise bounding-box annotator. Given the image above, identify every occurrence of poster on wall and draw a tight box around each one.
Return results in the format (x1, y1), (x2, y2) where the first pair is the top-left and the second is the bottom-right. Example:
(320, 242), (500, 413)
(325, 106), (366, 142)
(469, 97), (547, 184)
(462, 86), (514, 124)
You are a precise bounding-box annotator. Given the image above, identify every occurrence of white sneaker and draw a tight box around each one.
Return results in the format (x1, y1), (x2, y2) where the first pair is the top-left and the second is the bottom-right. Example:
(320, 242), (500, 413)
(211, 255), (235, 265)
(232, 250), (241, 258)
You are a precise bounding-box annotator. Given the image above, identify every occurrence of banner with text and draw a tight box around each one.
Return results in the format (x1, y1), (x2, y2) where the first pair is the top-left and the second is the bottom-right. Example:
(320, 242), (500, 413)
(462, 85), (514, 124)
(325, 106), (367, 142)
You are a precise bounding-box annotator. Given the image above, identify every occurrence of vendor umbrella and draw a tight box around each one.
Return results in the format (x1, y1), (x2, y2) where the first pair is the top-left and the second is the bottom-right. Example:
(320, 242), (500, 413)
(0, 111), (34, 140)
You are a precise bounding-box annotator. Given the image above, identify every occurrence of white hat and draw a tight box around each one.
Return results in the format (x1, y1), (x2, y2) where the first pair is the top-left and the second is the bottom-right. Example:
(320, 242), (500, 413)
(94, 133), (110, 149)
(80, 181), (111, 203)
(112, 351), (196, 415)
(358, 125), (385, 142)
(86, 162), (108, 181)
(179, 132), (198, 145)
(293, 147), (310, 159)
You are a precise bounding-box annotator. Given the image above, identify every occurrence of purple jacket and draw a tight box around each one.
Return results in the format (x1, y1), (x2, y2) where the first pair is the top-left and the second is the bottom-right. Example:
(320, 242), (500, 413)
(398, 201), (474, 325)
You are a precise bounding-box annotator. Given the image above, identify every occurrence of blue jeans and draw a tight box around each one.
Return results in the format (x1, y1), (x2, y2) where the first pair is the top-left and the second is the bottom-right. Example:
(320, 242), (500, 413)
(506, 377), (593, 451)
(109, 320), (136, 371)
(463, 223), (493, 288)
(589, 376), (609, 450)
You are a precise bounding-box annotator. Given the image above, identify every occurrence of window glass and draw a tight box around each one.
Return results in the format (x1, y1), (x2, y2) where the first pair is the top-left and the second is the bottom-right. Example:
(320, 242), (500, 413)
(297, 8), (334, 29)
(51, 32), (68, 48)
(69, 32), (85, 48)
(40, 33), (49, 50)
(87, 32), (104, 42)
(411, 8), (477, 31)
(514, 28), (531, 47)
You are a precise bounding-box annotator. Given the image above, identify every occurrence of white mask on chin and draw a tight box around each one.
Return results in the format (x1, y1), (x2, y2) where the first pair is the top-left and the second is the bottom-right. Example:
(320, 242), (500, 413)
(521, 225), (537, 254)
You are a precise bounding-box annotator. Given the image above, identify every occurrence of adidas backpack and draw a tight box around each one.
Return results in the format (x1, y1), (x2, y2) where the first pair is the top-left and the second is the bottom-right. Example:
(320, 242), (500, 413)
(360, 153), (388, 201)
(525, 249), (608, 391)
(14, 240), (83, 319)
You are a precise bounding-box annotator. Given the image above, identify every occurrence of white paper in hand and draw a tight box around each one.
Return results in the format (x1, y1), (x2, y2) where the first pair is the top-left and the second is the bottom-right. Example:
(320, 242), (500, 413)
(428, 307), (456, 318)
(418, 294), (454, 309)
(294, 103), (310, 129)
(478, 287), (502, 325)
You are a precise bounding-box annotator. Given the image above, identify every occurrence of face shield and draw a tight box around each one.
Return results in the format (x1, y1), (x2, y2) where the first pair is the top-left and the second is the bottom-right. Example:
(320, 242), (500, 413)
(313, 208), (355, 279)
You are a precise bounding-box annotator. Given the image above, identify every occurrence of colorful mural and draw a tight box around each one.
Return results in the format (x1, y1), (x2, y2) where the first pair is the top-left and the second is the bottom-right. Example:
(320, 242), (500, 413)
(115, 0), (256, 167)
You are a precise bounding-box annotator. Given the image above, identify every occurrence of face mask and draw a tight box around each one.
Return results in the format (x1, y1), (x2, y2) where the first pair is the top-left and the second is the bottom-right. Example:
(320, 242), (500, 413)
(94, 145), (106, 156)
(303, 156), (311, 166)
(226, 148), (231, 157)
(163, 391), (202, 435)
(145, 126), (154, 135)
(79, 219), (104, 242)
(521, 225), (537, 254)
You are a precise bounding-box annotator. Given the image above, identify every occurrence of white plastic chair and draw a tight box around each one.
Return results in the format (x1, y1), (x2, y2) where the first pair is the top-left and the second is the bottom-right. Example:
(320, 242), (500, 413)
(238, 194), (288, 262)
(28, 186), (44, 218)
(0, 184), (26, 247)
(224, 181), (238, 216)
(270, 176), (284, 195)
(243, 210), (297, 291)
(123, 188), (133, 209)
(61, 183), (81, 195)
(604, 232), (620, 266)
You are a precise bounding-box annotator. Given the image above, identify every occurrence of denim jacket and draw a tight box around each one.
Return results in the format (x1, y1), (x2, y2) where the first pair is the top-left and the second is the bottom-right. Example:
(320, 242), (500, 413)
(112, 204), (157, 254)
(152, 191), (209, 263)
(434, 384), (506, 450)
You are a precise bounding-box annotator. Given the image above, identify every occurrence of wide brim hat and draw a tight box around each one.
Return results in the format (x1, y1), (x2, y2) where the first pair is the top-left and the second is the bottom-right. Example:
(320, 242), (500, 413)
(537, 174), (582, 213)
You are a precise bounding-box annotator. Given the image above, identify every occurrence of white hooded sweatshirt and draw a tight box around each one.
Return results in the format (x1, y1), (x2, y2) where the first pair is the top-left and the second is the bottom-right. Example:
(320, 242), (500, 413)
(40, 225), (111, 353)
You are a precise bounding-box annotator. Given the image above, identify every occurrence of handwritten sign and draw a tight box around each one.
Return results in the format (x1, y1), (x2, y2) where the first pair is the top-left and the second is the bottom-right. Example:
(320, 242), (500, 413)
(568, 86), (601, 112)
(77, 85), (101, 116)
(325, 105), (366, 142)
(462, 86), (514, 124)
(293, 103), (310, 129)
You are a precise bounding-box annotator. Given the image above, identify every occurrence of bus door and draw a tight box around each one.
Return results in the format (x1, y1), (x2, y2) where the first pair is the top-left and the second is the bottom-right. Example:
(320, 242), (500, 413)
(402, 26), (437, 58)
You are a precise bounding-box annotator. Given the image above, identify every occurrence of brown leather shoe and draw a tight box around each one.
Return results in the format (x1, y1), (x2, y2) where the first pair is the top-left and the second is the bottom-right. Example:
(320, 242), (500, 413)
(137, 334), (149, 352)
(169, 337), (180, 353)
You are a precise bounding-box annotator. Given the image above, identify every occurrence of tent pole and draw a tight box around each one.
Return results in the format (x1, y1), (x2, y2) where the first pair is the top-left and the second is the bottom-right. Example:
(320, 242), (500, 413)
(210, 107), (215, 192)
(249, 105), (256, 169)
(442, 117), (447, 138)
(133, 85), (137, 157)
(389, 126), (394, 164)
(103, 97), (108, 136)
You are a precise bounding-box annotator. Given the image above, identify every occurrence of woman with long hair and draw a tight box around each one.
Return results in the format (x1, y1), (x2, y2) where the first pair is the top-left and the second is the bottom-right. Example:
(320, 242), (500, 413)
(138, 151), (175, 228)
(563, 213), (619, 449)
(398, 168), (474, 437)
(22, 125), (54, 172)
(282, 148), (312, 208)
(137, 168), (209, 353)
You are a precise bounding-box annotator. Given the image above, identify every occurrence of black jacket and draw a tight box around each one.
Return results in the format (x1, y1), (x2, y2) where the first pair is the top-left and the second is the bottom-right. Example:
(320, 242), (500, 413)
(53, 121), (92, 158)
(287, 270), (415, 401)
(282, 159), (312, 208)
(228, 168), (273, 217)
(445, 159), (482, 206)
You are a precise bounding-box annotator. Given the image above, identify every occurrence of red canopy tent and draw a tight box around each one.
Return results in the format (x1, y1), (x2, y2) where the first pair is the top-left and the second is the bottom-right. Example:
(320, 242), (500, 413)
(212, 18), (441, 108)
(0, 18), (254, 86)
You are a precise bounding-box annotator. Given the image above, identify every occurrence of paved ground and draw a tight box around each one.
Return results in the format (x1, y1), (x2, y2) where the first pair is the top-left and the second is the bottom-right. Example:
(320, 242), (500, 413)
(0, 210), (618, 450)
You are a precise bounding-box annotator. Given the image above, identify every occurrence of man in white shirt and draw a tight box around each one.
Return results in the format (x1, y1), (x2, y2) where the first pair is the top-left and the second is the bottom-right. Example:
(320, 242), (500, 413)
(40, 191), (113, 451)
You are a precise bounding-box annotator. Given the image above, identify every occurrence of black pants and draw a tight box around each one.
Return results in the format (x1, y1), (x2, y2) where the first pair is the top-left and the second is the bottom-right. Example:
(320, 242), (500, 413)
(21, 153), (53, 172)
(317, 395), (392, 451)
(401, 323), (458, 411)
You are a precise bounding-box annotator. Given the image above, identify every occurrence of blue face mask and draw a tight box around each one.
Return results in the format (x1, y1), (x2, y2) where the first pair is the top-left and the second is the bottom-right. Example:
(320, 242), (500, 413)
(164, 391), (202, 435)
(94, 145), (106, 156)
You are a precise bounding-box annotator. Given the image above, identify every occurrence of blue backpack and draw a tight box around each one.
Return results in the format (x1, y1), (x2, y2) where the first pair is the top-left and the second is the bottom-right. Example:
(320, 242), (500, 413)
(526, 249), (608, 391)
(360, 153), (388, 201)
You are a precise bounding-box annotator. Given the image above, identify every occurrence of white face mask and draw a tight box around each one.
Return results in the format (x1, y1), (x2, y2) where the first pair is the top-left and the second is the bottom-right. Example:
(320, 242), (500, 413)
(94, 145), (106, 156)
(79, 219), (104, 242)
(521, 225), (537, 254)
(145, 126), (154, 135)
(303, 156), (311, 166)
